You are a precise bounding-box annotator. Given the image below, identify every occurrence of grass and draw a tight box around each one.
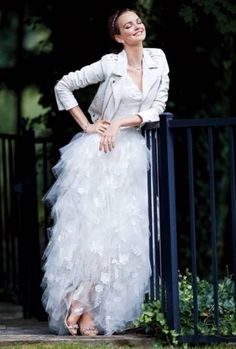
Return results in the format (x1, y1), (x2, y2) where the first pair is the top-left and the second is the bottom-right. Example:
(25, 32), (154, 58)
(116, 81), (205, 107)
(1, 343), (236, 349)
(0, 344), (148, 349)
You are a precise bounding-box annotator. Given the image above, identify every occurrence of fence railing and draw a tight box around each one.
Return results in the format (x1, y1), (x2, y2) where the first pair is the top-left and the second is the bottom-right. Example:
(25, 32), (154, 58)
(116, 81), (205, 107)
(143, 113), (236, 343)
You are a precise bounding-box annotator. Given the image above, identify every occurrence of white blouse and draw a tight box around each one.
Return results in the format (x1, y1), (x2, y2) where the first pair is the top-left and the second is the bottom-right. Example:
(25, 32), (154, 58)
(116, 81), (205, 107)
(113, 74), (143, 121)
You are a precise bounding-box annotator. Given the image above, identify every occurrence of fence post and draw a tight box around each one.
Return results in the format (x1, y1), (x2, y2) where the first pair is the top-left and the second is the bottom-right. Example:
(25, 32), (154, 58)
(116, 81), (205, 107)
(159, 113), (180, 331)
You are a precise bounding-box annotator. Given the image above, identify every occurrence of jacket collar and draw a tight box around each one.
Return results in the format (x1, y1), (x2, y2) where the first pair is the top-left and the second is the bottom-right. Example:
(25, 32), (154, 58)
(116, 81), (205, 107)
(112, 50), (127, 76)
(112, 48), (158, 76)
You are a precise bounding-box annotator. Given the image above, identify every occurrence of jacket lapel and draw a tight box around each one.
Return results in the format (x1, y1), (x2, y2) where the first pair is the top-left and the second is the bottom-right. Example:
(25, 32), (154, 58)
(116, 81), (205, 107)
(111, 50), (127, 111)
(142, 49), (160, 102)
(109, 49), (160, 116)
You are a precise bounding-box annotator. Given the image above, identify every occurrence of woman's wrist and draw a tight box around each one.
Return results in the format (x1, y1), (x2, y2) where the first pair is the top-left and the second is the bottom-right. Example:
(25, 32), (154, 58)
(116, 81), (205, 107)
(114, 115), (141, 128)
(83, 121), (90, 133)
(83, 122), (94, 133)
(112, 119), (122, 128)
(86, 123), (94, 134)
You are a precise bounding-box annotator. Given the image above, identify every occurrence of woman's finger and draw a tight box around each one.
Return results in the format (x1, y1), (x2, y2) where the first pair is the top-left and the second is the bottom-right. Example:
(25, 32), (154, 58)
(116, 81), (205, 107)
(111, 137), (115, 148)
(104, 138), (109, 153)
(106, 137), (111, 152)
(99, 133), (115, 153)
(99, 139), (104, 151)
(101, 125), (109, 131)
(101, 137), (108, 152)
(98, 126), (105, 133)
(102, 120), (111, 125)
(97, 125), (109, 135)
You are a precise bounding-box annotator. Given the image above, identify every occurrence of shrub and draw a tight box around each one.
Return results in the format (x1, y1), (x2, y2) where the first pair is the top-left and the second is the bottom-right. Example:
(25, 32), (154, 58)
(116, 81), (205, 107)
(134, 270), (236, 345)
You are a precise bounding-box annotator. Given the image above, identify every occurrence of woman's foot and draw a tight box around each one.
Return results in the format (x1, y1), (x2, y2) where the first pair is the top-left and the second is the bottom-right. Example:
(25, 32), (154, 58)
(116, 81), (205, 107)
(79, 312), (98, 336)
(64, 311), (79, 336)
(64, 302), (82, 336)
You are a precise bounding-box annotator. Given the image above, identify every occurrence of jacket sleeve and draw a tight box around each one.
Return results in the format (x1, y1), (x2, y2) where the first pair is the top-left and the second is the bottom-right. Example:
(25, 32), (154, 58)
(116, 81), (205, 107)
(54, 59), (106, 111)
(138, 50), (170, 125)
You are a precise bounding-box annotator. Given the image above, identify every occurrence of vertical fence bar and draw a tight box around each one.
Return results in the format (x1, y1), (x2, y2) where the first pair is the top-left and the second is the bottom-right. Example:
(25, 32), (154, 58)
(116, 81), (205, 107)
(159, 113), (180, 331)
(228, 126), (236, 308)
(143, 124), (163, 301)
(10, 137), (19, 301)
(145, 129), (154, 299)
(151, 129), (160, 299)
(2, 137), (11, 292)
(187, 128), (199, 334)
(157, 127), (166, 307)
(8, 137), (15, 298)
(42, 140), (50, 244)
(0, 139), (4, 288)
(207, 127), (219, 333)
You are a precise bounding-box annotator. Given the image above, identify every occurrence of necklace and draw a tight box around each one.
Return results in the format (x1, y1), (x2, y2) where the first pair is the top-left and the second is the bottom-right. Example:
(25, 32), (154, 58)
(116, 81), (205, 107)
(128, 62), (142, 71)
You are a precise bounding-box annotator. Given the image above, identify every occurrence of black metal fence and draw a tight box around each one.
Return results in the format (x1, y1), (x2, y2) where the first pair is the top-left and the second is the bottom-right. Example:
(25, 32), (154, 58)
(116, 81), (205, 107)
(0, 131), (53, 318)
(143, 113), (236, 343)
(0, 113), (236, 342)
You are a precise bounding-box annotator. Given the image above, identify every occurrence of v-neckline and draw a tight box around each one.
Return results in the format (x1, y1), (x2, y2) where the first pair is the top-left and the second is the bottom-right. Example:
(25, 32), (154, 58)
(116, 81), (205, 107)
(127, 74), (143, 93)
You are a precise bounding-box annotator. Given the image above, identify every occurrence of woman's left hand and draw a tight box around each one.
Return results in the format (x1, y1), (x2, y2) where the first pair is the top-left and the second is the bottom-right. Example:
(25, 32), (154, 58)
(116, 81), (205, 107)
(99, 120), (121, 153)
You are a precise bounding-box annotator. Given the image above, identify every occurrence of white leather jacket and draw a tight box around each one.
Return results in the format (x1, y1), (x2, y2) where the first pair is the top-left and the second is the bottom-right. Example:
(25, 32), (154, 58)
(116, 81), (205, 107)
(54, 48), (169, 125)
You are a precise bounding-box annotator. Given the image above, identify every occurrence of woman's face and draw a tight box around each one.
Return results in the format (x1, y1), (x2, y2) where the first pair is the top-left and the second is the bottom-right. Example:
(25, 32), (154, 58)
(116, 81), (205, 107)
(115, 11), (146, 46)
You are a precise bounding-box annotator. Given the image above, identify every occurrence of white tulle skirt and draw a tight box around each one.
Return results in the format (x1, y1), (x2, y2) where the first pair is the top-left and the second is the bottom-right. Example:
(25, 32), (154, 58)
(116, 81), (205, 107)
(41, 127), (152, 335)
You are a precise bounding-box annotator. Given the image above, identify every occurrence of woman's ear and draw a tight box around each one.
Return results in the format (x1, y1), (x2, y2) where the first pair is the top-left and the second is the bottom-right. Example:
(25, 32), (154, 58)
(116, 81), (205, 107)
(114, 34), (124, 44)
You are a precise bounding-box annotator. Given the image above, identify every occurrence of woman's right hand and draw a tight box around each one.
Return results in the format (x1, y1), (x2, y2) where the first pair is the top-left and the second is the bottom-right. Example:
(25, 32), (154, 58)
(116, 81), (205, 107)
(87, 119), (111, 135)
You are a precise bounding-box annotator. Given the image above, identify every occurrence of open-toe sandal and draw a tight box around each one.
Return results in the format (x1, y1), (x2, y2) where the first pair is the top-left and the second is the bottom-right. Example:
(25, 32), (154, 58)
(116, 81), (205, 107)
(64, 310), (79, 336)
(80, 324), (98, 336)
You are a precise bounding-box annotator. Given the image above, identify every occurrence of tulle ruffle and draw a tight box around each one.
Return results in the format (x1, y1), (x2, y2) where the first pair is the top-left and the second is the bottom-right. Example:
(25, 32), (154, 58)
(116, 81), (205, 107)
(41, 128), (152, 335)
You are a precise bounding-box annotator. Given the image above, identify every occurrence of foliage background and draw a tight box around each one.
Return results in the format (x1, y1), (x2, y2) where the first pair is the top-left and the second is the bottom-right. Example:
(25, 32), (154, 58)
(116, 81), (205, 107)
(1, 0), (235, 135)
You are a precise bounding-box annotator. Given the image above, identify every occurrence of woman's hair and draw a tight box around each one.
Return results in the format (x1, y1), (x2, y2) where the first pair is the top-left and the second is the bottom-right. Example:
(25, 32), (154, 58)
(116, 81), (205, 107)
(108, 8), (139, 40)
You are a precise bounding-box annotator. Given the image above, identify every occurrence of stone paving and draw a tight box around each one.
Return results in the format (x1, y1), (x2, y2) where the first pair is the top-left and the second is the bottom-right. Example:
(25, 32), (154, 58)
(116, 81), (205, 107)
(0, 303), (155, 347)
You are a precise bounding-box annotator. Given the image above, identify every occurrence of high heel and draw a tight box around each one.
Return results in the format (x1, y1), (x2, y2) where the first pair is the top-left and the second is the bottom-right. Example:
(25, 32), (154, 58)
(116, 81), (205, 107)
(64, 309), (79, 336)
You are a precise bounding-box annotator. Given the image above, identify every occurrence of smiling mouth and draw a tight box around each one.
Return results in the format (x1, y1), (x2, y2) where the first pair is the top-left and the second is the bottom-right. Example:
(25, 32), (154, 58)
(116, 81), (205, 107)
(133, 31), (143, 36)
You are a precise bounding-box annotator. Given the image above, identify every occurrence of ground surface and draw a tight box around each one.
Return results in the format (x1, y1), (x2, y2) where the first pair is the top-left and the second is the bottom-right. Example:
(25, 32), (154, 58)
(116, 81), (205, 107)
(0, 303), (155, 348)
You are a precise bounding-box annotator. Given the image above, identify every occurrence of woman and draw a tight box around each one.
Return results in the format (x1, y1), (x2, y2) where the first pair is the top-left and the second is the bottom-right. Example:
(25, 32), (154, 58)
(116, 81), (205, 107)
(41, 8), (169, 337)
